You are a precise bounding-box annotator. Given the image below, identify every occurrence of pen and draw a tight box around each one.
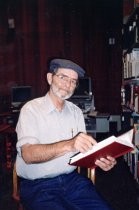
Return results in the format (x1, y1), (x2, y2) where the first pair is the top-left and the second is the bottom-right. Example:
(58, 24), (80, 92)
(71, 128), (73, 138)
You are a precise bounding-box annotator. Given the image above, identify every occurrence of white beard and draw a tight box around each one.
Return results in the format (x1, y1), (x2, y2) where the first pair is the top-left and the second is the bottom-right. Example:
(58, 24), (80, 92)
(50, 83), (74, 100)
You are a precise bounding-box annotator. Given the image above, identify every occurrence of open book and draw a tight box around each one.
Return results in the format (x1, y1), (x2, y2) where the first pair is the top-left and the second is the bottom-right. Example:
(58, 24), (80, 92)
(69, 129), (134, 169)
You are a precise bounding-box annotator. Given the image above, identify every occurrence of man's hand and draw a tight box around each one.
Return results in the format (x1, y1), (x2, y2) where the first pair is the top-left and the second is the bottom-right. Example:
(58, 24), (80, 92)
(72, 132), (97, 153)
(95, 156), (117, 171)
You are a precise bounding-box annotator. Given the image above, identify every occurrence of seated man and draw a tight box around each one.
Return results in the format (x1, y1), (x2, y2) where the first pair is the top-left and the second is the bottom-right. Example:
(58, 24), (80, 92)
(15, 58), (116, 210)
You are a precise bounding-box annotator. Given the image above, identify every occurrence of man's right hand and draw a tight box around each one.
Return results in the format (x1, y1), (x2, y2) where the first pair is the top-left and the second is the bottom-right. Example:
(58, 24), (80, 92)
(72, 132), (97, 153)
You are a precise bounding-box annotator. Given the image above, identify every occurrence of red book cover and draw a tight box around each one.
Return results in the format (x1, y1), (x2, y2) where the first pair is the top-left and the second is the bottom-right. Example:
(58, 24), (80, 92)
(69, 129), (134, 169)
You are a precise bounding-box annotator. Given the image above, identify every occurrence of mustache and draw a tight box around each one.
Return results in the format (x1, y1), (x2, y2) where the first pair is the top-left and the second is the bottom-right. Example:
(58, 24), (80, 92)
(51, 85), (74, 100)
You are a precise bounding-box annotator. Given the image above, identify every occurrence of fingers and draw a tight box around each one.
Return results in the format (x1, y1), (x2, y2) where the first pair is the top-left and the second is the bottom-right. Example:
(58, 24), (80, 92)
(73, 132), (97, 153)
(78, 133), (97, 145)
(95, 156), (117, 171)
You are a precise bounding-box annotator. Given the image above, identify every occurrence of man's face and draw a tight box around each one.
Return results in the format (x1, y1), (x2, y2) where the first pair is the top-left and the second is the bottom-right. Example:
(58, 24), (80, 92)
(47, 68), (78, 100)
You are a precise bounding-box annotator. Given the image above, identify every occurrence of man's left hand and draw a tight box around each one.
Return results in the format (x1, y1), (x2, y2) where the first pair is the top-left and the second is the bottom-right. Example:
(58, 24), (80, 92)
(95, 156), (117, 171)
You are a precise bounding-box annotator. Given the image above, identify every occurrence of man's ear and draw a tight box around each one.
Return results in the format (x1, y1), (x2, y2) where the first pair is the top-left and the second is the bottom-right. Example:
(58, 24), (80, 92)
(47, 73), (53, 85)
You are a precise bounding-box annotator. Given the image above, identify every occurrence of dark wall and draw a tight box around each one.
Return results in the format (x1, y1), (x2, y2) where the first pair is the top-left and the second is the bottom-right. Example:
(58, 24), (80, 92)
(0, 0), (123, 114)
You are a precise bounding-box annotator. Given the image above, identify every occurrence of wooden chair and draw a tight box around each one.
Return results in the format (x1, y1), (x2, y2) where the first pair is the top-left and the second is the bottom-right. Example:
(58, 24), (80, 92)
(12, 163), (24, 210)
(77, 167), (95, 184)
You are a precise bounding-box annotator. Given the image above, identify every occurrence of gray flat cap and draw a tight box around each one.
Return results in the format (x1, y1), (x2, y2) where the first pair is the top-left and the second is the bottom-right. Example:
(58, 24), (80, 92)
(49, 59), (85, 78)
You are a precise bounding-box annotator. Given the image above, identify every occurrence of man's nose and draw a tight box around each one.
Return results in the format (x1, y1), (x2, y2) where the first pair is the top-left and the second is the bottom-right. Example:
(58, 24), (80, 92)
(65, 78), (72, 87)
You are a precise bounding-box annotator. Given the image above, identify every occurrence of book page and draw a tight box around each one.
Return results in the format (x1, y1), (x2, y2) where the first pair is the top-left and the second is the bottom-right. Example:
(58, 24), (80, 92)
(116, 129), (134, 147)
(70, 136), (117, 162)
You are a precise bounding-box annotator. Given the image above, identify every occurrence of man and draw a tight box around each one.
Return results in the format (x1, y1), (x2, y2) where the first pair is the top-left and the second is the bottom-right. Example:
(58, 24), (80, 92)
(16, 58), (116, 210)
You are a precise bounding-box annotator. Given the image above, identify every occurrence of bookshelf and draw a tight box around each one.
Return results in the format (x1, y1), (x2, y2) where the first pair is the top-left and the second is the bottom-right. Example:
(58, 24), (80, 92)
(124, 146), (139, 183)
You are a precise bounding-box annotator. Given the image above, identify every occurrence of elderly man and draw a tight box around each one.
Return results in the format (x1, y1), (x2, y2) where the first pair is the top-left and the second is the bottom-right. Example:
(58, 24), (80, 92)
(16, 58), (116, 210)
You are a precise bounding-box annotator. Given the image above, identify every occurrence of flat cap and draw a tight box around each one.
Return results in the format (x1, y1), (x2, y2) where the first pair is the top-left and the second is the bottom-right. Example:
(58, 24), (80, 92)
(49, 58), (85, 78)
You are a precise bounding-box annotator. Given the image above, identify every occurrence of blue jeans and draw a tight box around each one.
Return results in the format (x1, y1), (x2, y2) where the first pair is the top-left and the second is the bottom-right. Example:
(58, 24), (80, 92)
(20, 171), (113, 210)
